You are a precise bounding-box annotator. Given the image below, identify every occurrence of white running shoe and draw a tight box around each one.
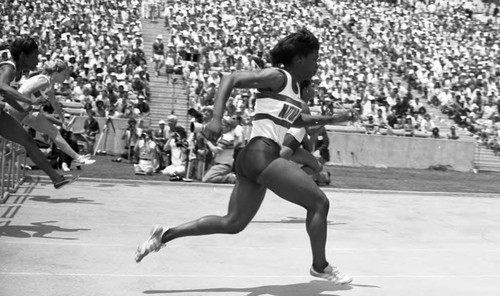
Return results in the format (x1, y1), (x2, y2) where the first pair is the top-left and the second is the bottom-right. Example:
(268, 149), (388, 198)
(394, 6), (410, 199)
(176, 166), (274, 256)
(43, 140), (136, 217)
(135, 225), (165, 263)
(74, 155), (96, 165)
(310, 264), (353, 285)
(61, 162), (71, 172)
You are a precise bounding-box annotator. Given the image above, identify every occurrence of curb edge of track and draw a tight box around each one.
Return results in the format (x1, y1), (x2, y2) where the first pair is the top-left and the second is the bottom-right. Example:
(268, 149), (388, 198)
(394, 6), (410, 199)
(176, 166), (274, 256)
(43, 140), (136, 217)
(28, 174), (500, 198)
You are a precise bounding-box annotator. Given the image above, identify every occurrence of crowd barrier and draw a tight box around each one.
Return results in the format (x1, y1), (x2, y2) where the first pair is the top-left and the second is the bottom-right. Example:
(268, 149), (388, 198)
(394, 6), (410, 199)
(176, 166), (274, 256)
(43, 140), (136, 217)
(1, 137), (26, 203)
(326, 131), (475, 172)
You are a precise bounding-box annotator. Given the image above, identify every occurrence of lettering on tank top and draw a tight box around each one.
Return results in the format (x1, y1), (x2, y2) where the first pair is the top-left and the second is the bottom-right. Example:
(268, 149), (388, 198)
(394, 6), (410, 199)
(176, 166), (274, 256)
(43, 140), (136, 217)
(278, 104), (301, 123)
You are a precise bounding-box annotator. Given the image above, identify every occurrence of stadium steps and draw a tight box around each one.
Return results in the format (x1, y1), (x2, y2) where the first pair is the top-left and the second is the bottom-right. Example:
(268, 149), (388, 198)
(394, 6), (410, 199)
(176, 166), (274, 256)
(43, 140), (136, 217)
(140, 19), (190, 130)
(475, 145), (500, 172)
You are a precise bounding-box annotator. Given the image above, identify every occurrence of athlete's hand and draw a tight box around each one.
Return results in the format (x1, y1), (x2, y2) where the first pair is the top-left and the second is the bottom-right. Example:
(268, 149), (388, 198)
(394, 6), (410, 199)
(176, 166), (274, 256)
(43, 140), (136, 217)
(201, 120), (222, 143)
(348, 108), (361, 122)
(62, 119), (70, 130)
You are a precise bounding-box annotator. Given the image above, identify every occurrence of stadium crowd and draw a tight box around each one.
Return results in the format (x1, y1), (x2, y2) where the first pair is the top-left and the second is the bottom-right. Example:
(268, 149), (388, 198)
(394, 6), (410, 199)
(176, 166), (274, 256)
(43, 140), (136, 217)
(327, 0), (500, 147)
(1, 0), (500, 180)
(0, 0), (152, 125)
(151, 0), (500, 153)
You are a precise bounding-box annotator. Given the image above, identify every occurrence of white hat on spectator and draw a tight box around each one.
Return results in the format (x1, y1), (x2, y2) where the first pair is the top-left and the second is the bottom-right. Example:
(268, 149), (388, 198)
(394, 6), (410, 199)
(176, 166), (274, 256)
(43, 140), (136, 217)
(159, 120), (166, 125)
(157, 34), (163, 39)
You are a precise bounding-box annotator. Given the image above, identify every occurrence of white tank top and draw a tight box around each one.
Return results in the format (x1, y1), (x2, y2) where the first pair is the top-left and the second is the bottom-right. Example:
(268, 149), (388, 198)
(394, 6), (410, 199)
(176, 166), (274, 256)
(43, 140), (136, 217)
(0, 60), (20, 89)
(17, 74), (51, 108)
(250, 69), (302, 146)
(0, 60), (22, 106)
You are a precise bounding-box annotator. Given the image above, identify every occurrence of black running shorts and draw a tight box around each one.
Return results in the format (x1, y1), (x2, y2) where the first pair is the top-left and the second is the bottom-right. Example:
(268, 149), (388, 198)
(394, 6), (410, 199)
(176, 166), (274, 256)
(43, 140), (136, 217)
(234, 136), (280, 181)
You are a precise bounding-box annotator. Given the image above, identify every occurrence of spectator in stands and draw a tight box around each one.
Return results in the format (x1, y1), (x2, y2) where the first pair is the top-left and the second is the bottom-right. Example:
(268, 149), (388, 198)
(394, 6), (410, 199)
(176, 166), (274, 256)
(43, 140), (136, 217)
(94, 99), (106, 117)
(152, 34), (165, 77)
(373, 107), (391, 134)
(419, 113), (436, 134)
(134, 129), (157, 175)
(403, 115), (416, 137)
(231, 114), (246, 165)
(164, 42), (176, 83)
(131, 73), (150, 99)
(55, 79), (73, 102)
(430, 127), (442, 139)
(391, 97), (407, 119)
(153, 119), (169, 170)
(447, 126), (460, 140)
(80, 110), (100, 154)
(122, 117), (142, 162)
(135, 94), (150, 124)
(161, 126), (188, 180)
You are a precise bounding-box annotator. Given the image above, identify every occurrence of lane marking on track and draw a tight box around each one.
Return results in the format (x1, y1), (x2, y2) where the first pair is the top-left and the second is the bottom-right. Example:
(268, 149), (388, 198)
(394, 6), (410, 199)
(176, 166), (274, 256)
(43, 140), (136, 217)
(1, 241), (500, 252)
(1, 272), (500, 278)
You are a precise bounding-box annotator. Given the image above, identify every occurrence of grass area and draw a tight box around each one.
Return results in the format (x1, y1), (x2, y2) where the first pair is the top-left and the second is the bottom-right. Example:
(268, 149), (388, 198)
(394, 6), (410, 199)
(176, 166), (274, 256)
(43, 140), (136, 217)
(26, 154), (500, 194)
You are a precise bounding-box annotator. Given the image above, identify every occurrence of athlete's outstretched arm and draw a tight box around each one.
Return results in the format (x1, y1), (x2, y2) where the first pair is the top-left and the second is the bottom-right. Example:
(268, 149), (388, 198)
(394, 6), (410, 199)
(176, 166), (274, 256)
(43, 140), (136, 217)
(293, 110), (355, 128)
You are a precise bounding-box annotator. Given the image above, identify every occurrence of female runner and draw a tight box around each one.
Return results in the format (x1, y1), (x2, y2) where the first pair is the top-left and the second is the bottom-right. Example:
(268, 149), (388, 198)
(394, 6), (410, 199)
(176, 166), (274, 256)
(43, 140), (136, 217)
(135, 28), (354, 285)
(7, 58), (95, 166)
(0, 37), (77, 188)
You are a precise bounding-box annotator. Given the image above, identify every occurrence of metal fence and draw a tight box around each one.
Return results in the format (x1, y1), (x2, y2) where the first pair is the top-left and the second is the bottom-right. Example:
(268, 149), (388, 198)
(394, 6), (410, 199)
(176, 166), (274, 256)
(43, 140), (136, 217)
(1, 137), (26, 203)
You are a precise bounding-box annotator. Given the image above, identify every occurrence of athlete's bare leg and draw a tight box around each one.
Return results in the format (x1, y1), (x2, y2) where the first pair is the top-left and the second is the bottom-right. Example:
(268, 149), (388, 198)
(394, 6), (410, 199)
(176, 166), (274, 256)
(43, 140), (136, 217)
(161, 175), (267, 243)
(33, 117), (81, 159)
(15, 112), (88, 161)
(289, 147), (322, 175)
(0, 111), (63, 183)
(257, 157), (330, 272)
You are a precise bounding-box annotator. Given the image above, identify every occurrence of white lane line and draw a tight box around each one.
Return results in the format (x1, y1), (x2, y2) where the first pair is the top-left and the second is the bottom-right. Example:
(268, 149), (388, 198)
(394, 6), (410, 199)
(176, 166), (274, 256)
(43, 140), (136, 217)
(1, 241), (500, 252)
(0, 241), (125, 247)
(1, 272), (500, 278)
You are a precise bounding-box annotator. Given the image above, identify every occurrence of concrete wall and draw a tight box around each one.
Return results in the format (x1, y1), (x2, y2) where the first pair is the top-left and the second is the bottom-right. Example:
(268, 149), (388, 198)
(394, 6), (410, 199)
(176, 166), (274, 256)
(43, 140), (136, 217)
(68, 117), (476, 171)
(327, 132), (476, 172)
